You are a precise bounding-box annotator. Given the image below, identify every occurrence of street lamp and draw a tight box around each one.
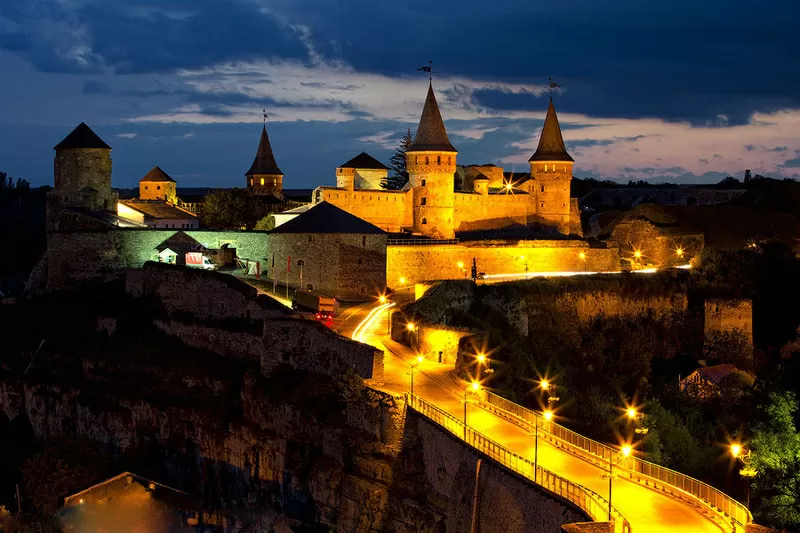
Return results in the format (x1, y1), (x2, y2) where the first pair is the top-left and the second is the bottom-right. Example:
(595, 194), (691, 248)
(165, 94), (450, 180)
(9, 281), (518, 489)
(579, 251), (587, 272)
(540, 379), (550, 391)
(626, 407), (637, 420)
(476, 352), (486, 365)
(608, 444), (632, 521)
(464, 381), (481, 438)
(731, 443), (757, 508)
(406, 322), (420, 347)
(410, 354), (424, 395)
(675, 247), (685, 259)
(399, 276), (406, 285)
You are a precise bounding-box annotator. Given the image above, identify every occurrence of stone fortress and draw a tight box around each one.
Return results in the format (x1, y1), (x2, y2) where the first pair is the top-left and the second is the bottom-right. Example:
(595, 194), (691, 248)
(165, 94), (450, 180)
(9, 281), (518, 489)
(312, 83), (580, 238)
(40, 80), (700, 298)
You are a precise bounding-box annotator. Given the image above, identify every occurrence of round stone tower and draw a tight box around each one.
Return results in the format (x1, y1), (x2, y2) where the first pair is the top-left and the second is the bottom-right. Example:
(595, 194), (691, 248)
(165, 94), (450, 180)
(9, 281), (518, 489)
(246, 124), (284, 196)
(49, 122), (117, 223)
(406, 82), (458, 239)
(529, 97), (573, 234)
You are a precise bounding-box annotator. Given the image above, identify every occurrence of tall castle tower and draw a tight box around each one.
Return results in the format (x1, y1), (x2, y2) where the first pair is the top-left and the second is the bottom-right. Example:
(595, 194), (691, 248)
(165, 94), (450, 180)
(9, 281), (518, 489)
(406, 82), (458, 239)
(529, 98), (573, 234)
(246, 124), (284, 196)
(48, 122), (117, 230)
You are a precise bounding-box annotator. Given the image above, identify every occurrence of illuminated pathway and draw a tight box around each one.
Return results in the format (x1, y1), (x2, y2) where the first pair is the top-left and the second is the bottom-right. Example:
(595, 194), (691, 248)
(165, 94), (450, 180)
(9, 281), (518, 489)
(349, 302), (729, 533)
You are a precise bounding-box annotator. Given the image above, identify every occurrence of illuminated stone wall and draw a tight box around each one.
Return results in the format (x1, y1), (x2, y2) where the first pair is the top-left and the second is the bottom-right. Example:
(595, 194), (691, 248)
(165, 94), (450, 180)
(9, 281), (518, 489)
(610, 219), (704, 268)
(387, 241), (619, 287)
(139, 180), (177, 202)
(529, 162), (573, 234)
(312, 187), (412, 233)
(453, 193), (532, 232)
(407, 151), (457, 239)
(265, 232), (387, 299)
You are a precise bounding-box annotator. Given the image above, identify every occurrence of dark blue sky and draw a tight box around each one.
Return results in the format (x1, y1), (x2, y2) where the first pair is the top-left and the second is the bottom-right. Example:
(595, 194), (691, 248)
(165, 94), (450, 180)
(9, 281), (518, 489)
(1, 0), (799, 188)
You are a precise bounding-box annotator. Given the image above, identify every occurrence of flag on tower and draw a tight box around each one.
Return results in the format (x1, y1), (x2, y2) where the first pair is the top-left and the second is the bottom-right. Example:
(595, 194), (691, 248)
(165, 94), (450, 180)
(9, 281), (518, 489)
(417, 65), (432, 72)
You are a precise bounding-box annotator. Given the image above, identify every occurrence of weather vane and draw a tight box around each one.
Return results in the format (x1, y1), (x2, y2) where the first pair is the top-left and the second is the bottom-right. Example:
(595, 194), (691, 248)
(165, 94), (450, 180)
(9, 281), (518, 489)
(548, 77), (561, 98)
(262, 109), (269, 124)
(417, 60), (433, 81)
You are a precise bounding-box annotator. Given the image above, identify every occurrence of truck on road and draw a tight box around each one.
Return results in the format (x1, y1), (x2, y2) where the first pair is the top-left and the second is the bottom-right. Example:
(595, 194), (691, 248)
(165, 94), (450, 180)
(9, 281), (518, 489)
(186, 252), (217, 270)
(292, 290), (339, 320)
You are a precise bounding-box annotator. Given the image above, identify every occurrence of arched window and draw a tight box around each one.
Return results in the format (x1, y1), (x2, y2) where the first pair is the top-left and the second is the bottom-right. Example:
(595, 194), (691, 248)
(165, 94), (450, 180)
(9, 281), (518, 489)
(437, 155), (441, 164)
(297, 259), (305, 266)
(415, 156), (419, 164)
(541, 185), (545, 192)
(249, 178), (253, 186)
(448, 156), (451, 165)
(425, 156), (429, 164)
(421, 197), (427, 205)
(421, 218), (427, 225)
(260, 178), (265, 186)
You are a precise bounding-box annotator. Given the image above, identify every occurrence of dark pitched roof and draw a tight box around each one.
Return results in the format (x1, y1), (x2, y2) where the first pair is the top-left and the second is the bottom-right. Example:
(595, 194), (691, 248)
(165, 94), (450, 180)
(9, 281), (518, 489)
(696, 364), (738, 385)
(529, 98), (573, 162)
(473, 174), (490, 181)
(338, 152), (389, 170)
(271, 201), (385, 234)
(246, 125), (283, 176)
(54, 122), (111, 150)
(140, 166), (176, 183)
(408, 82), (457, 153)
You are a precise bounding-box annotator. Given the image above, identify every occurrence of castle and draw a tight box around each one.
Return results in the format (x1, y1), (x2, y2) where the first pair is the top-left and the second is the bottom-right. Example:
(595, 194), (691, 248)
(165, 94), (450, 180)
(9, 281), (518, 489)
(311, 82), (581, 239)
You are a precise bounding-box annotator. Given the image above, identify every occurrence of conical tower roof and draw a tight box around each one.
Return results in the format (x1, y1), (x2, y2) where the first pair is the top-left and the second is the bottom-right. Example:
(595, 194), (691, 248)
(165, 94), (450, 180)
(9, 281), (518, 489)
(54, 122), (111, 150)
(140, 166), (175, 183)
(246, 125), (282, 176)
(529, 98), (573, 162)
(409, 82), (456, 153)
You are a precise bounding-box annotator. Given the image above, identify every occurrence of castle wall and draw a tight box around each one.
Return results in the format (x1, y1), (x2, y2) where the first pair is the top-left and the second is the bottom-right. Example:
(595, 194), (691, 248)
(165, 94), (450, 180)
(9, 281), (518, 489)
(704, 298), (753, 344)
(313, 187), (412, 233)
(387, 241), (618, 286)
(47, 229), (270, 288)
(265, 232), (387, 299)
(453, 192), (533, 232)
(610, 219), (704, 268)
(140, 181), (177, 202)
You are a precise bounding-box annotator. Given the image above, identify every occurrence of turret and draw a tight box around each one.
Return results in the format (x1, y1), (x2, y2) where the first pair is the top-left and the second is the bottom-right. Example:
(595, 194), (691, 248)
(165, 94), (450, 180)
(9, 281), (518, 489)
(406, 82), (457, 239)
(336, 152), (388, 190)
(246, 124), (283, 196)
(49, 123), (117, 231)
(139, 166), (177, 202)
(529, 98), (573, 234)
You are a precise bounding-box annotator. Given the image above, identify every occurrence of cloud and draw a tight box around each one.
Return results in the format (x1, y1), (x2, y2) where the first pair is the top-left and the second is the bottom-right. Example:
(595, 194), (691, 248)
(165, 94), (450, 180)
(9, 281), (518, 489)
(116, 133), (137, 139)
(358, 131), (399, 150)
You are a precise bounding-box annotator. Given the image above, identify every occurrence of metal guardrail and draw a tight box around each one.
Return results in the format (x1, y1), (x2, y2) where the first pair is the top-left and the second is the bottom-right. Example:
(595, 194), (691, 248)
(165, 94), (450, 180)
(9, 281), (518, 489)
(482, 391), (752, 532)
(407, 394), (631, 533)
(386, 238), (460, 246)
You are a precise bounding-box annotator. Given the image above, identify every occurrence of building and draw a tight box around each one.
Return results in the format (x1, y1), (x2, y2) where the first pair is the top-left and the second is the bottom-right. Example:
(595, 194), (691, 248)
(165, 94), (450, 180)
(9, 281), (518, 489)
(58, 472), (201, 533)
(117, 166), (199, 229)
(312, 83), (580, 239)
(680, 364), (746, 399)
(266, 202), (387, 299)
(246, 122), (284, 196)
(336, 152), (389, 190)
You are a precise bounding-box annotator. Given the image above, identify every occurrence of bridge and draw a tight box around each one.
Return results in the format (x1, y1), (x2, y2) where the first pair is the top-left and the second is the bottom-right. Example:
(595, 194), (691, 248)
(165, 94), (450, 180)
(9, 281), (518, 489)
(345, 300), (751, 533)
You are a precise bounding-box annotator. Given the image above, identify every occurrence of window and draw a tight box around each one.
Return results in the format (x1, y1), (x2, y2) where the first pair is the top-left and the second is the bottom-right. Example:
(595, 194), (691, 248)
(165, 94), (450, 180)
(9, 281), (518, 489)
(308, 236), (313, 242)
(362, 236), (367, 247)
(144, 185), (149, 190)
(541, 185), (545, 192)
(541, 202), (545, 208)
(157, 185), (161, 190)
(339, 169), (342, 174)
(249, 178), (253, 186)
(415, 156), (419, 164)
(273, 179), (277, 186)
(421, 218), (427, 224)
(357, 258), (363, 265)
(437, 155), (441, 164)
(425, 156), (429, 164)
(421, 179), (426, 187)
(421, 197), (427, 205)
(544, 165), (548, 172)
(260, 178), (265, 186)
(448, 156), (451, 165)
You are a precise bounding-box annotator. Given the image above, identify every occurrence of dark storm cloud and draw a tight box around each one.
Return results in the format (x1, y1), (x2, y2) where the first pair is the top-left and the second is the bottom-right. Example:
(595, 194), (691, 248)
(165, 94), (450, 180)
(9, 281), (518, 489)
(0, 0), (309, 74)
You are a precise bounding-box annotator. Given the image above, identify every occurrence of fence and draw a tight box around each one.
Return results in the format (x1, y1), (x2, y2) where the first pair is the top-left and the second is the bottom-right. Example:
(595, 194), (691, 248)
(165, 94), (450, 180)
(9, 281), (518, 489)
(407, 394), (631, 533)
(386, 238), (460, 246)
(482, 390), (751, 532)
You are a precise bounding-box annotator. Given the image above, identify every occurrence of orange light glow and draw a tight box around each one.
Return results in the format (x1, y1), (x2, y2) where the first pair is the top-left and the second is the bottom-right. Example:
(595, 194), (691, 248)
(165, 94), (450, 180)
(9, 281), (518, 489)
(634, 250), (643, 259)
(379, 295), (387, 304)
(731, 443), (742, 458)
(406, 323), (415, 331)
(676, 247), (685, 258)
(457, 261), (465, 269)
(626, 407), (637, 419)
(621, 445), (632, 457)
(399, 276), (406, 285)
(471, 381), (481, 392)
(579, 251), (586, 260)
(543, 410), (554, 421)
(540, 379), (550, 391)
(477, 353), (486, 364)
(417, 355), (424, 364)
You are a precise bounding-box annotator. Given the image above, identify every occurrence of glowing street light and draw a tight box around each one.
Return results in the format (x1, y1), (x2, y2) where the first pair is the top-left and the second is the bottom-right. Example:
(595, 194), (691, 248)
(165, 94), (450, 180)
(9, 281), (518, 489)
(633, 250), (643, 259)
(458, 261), (465, 269)
(731, 443), (742, 458)
(399, 276), (406, 285)
(543, 409), (554, 421)
(626, 407), (638, 420)
(379, 295), (387, 304)
(730, 443), (756, 508)
(540, 379), (550, 391)
(675, 247), (685, 258)
(608, 443), (632, 520)
(406, 322), (415, 331)
(504, 182), (514, 193)
(579, 251), (587, 272)
(476, 353), (486, 364)
(533, 409), (553, 482)
(621, 445), (632, 457)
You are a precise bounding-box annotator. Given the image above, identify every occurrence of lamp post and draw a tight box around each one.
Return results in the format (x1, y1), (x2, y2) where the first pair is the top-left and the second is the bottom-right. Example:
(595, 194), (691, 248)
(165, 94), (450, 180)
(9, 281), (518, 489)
(406, 322), (419, 349)
(731, 444), (757, 509)
(464, 381), (480, 439)
(633, 249), (643, 270)
(608, 445), (632, 521)
(410, 355), (424, 395)
(579, 251), (587, 272)
(534, 409), (554, 483)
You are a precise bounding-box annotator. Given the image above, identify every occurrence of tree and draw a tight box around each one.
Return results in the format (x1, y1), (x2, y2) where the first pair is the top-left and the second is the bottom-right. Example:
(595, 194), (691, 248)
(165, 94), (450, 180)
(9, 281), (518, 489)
(254, 214), (276, 231)
(750, 391), (800, 530)
(383, 129), (413, 190)
(200, 188), (270, 230)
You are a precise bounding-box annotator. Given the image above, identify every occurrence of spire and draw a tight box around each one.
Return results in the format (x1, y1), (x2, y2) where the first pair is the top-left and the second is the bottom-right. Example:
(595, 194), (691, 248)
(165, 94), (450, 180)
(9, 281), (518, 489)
(54, 122), (111, 150)
(408, 82), (456, 153)
(528, 98), (573, 162)
(246, 124), (282, 176)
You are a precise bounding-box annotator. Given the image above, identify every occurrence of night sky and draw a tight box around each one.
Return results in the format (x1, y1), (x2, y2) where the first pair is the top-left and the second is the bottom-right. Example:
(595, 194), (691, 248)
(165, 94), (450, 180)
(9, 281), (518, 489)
(1, 0), (799, 188)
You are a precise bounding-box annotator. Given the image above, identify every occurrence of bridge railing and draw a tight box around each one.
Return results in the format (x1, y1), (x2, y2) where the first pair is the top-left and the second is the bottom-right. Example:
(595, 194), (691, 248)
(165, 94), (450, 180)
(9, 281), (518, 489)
(407, 394), (631, 533)
(482, 390), (751, 532)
